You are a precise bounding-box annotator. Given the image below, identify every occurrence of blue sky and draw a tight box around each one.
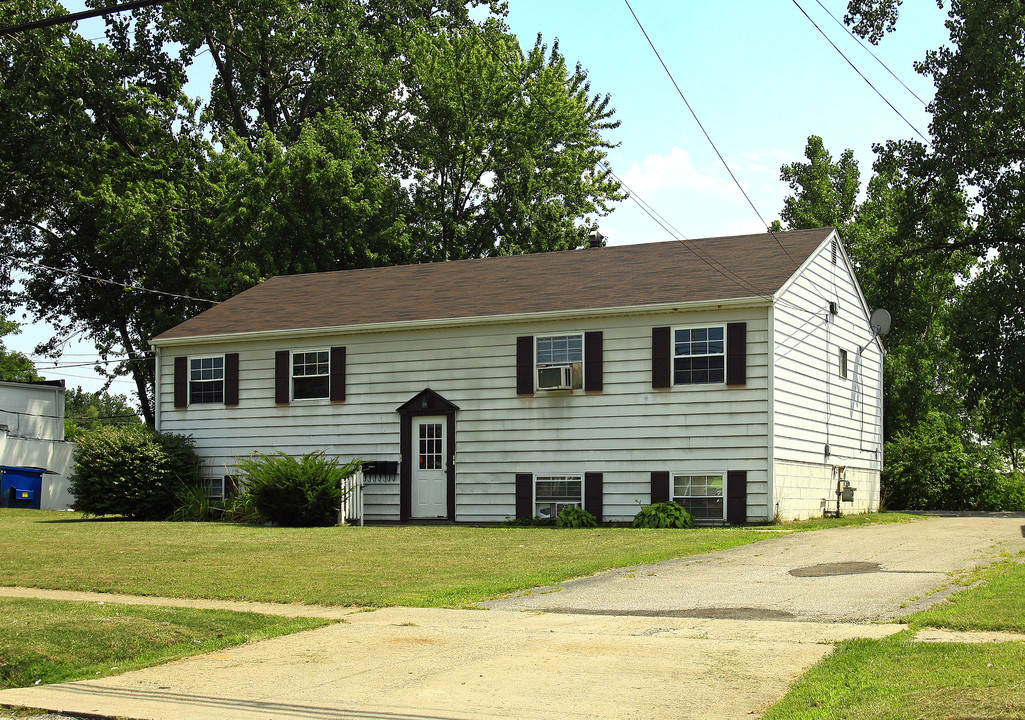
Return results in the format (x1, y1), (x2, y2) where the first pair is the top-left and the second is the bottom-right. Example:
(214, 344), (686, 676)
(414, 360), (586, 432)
(9, 0), (950, 394)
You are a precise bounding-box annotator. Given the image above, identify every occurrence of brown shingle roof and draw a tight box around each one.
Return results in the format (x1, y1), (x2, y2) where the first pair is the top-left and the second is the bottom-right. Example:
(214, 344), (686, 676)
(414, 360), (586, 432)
(153, 228), (833, 341)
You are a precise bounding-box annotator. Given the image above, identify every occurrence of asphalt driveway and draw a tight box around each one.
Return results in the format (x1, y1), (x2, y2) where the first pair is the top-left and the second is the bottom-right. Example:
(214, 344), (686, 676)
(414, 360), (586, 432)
(1, 514), (1023, 720)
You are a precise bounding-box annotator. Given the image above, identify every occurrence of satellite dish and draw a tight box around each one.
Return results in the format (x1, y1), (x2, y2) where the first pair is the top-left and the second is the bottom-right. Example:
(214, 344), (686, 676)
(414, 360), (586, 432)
(870, 308), (892, 336)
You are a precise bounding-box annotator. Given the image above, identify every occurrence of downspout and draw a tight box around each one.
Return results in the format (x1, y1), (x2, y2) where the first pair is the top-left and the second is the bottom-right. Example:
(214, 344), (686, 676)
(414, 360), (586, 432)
(153, 346), (162, 432)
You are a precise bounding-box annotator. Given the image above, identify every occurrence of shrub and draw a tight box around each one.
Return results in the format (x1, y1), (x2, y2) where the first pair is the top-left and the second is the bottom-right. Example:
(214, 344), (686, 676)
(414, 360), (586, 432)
(555, 505), (598, 528)
(235, 451), (361, 527)
(69, 426), (201, 520)
(631, 501), (694, 528)
(883, 411), (1021, 511)
(171, 483), (218, 522)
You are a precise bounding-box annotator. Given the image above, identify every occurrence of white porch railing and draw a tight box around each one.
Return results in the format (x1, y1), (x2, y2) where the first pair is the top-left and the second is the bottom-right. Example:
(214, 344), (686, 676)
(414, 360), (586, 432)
(340, 470), (364, 526)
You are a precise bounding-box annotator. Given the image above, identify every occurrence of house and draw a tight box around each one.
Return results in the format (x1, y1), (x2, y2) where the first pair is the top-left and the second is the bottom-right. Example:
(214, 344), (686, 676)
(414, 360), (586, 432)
(0, 379), (76, 510)
(151, 227), (884, 523)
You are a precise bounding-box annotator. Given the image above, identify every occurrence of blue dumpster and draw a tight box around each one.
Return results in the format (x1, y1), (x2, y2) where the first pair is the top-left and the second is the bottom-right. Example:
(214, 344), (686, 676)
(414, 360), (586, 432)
(1, 466), (44, 510)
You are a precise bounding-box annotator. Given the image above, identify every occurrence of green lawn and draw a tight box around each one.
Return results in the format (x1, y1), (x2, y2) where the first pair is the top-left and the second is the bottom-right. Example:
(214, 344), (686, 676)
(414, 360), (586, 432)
(762, 554), (1025, 720)
(0, 510), (911, 607)
(0, 597), (332, 691)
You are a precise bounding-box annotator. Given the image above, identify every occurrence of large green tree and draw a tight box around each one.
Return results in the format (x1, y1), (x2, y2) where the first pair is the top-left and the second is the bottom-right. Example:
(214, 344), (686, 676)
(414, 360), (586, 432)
(838, 0), (1025, 462)
(0, 319), (41, 382)
(1, 0), (622, 422)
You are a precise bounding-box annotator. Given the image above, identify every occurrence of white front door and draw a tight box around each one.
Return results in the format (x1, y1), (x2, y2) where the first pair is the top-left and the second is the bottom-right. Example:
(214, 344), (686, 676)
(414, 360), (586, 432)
(411, 416), (447, 518)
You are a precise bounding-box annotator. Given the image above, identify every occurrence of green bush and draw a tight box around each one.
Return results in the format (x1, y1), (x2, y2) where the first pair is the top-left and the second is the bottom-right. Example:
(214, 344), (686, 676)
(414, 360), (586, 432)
(235, 451), (361, 527)
(171, 483), (218, 522)
(555, 505), (598, 528)
(631, 501), (694, 528)
(69, 426), (201, 520)
(883, 411), (1022, 511)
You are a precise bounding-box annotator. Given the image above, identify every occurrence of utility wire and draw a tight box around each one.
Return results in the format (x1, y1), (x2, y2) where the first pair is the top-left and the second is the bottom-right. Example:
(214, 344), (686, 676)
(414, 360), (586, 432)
(813, 0), (928, 107)
(464, 18), (810, 308)
(792, 0), (930, 145)
(622, 0), (800, 269)
(5, 254), (218, 305)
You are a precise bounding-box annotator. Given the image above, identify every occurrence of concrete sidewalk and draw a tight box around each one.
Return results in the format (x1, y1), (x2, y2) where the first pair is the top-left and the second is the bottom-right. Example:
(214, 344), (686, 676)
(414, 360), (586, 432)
(0, 607), (903, 720)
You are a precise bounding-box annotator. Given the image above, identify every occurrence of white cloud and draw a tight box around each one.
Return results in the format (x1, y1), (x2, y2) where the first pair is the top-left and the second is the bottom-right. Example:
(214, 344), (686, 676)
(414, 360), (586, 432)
(618, 146), (735, 197)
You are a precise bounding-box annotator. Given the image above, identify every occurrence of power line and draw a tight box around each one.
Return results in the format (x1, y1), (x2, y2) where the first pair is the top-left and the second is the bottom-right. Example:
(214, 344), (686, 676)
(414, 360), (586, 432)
(5, 254), (218, 305)
(0, 0), (172, 38)
(463, 18), (809, 308)
(621, 0), (800, 269)
(812, 0), (928, 108)
(791, 0), (930, 145)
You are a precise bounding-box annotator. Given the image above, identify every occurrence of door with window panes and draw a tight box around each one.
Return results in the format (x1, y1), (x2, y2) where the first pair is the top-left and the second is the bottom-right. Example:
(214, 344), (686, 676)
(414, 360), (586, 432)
(411, 416), (447, 518)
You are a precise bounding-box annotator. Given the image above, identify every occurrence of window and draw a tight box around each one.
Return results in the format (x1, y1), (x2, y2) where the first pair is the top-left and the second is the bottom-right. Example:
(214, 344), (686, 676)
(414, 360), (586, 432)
(203, 476), (224, 501)
(535, 334), (583, 390)
(673, 473), (725, 521)
(839, 349), (848, 379)
(673, 326), (725, 385)
(293, 350), (330, 399)
(189, 357), (224, 404)
(535, 475), (582, 519)
(418, 422), (443, 470)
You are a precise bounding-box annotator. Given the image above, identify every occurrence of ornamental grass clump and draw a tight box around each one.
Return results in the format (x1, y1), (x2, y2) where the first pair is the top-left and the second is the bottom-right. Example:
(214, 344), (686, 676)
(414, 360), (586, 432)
(235, 451), (361, 527)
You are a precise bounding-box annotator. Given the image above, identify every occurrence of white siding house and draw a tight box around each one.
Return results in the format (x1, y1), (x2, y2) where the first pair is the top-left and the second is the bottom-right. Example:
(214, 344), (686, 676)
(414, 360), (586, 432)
(151, 228), (883, 523)
(0, 380), (76, 511)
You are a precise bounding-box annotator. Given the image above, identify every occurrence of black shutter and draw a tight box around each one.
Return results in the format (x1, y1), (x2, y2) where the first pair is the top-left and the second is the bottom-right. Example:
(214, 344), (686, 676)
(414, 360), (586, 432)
(726, 322), (747, 386)
(650, 471), (670, 504)
(727, 470), (747, 525)
(584, 472), (603, 521)
(652, 327), (671, 388)
(224, 353), (239, 406)
(173, 356), (188, 408)
(275, 350), (290, 404)
(584, 331), (603, 391)
(516, 336), (534, 395)
(515, 473), (533, 519)
(330, 346), (346, 402)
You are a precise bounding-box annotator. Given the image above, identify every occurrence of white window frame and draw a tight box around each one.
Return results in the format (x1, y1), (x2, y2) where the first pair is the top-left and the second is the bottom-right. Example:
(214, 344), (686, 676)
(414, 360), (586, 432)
(671, 471), (726, 523)
(533, 474), (584, 520)
(534, 333), (584, 391)
(672, 324), (726, 386)
(203, 476), (225, 501)
(839, 348), (848, 380)
(189, 356), (224, 405)
(292, 349), (330, 400)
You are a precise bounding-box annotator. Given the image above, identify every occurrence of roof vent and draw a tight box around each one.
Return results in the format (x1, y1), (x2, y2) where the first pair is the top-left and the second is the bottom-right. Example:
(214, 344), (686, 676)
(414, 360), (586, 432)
(587, 230), (605, 249)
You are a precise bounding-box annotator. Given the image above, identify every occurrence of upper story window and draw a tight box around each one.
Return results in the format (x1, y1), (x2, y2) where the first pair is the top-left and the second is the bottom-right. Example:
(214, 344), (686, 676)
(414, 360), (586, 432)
(839, 349), (849, 379)
(674, 326), (725, 385)
(535, 334), (583, 390)
(189, 357), (224, 404)
(293, 350), (330, 399)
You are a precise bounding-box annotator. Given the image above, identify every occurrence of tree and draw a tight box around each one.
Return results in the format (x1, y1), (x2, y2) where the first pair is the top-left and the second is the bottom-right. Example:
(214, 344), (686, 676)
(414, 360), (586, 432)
(837, 0), (1025, 462)
(63, 386), (142, 440)
(401, 20), (623, 260)
(1, 0), (623, 422)
(771, 136), (860, 238)
(0, 318), (41, 382)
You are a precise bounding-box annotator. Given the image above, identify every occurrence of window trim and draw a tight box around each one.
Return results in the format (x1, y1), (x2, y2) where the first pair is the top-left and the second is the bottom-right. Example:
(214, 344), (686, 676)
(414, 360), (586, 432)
(188, 355), (225, 405)
(291, 348), (331, 401)
(839, 348), (849, 380)
(671, 470), (727, 523)
(202, 476), (225, 501)
(672, 323), (727, 387)
(534, 333), (584, 391)
(533, 473), (584, 520)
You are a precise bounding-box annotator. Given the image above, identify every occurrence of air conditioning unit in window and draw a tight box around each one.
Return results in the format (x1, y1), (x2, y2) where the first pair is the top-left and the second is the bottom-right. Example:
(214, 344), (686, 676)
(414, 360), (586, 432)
(536, 364), (573, 391)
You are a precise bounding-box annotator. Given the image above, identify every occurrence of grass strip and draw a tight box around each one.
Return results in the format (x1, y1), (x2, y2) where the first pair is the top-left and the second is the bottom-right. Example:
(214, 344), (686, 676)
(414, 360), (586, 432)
(762, 553), (1025, 720)
(0, 510), (914, 607)
(0, 597), (333, 690)
(761, 632), (1025, 720)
